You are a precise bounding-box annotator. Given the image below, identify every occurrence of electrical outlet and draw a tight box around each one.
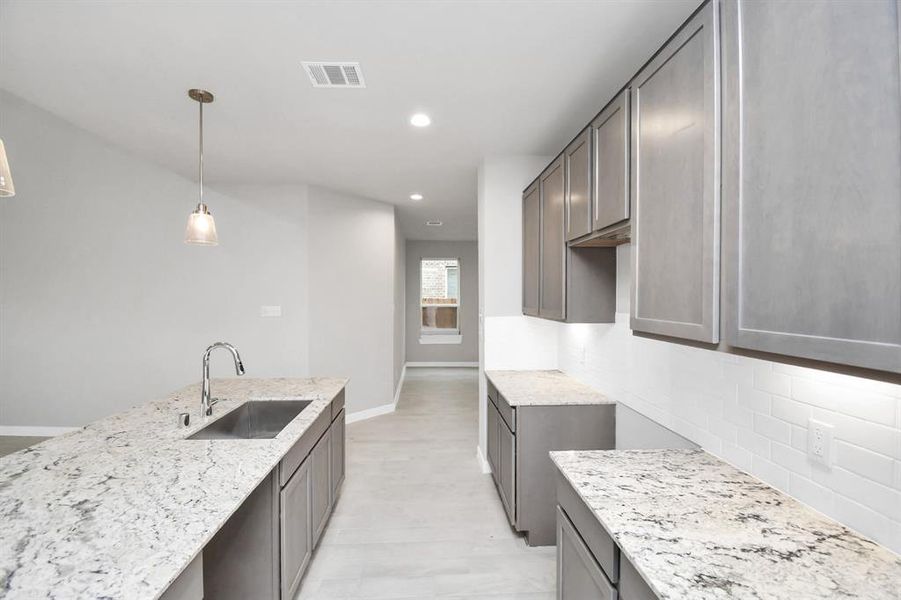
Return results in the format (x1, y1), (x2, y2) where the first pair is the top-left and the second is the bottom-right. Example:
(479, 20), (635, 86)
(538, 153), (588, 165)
(260, 305), (282, 318)
(807, 418), (834, 467)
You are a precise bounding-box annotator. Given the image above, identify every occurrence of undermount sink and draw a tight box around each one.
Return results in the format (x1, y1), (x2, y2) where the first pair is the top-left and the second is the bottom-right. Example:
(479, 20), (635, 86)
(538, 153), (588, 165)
(188, 400), (312, 440)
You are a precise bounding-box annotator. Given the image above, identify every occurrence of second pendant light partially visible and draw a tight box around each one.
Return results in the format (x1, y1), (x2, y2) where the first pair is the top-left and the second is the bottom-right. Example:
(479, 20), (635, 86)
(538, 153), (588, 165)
(184, 88), (218, 246)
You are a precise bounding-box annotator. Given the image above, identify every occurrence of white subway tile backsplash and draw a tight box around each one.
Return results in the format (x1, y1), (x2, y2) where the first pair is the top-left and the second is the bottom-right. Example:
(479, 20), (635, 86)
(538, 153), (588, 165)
(752, 364), (791, 397)
(894, 461), (901, 491)
(790, 425), (808, 452)
(771, 395), (812, 427)
(753, 413), (791, 445)
(737, 428), (770, 458)
(771, 443), (811, 478)
(809, 408), (901, 460)
(832, 495), (897, 550)
(833, 441), (895, 487)
(792, 378), (897, 426)
(812, 467), (901, 521)
(751, 456), (790, 490)
(738, 385), (771, 414)
(788, 473), (834, 516)
(720, 442), (753, 471)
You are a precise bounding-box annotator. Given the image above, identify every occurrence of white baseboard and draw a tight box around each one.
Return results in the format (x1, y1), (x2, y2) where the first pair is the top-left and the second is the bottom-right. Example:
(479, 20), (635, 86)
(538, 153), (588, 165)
(0, 425), (79, 437)
(346, 365), (407, 424)
(346, 403), (396, 424)
(476, 445), (491, 474)
(405, 361), (479, 368)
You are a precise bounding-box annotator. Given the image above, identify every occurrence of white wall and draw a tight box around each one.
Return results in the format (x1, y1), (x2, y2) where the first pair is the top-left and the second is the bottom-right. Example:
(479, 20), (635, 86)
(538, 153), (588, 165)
(0, 90), (401, 426)
(477, 156), (552, 461)
(306, 185), (397, 414)
(478, 152), (901, 552)
(405, 240), (479, 364)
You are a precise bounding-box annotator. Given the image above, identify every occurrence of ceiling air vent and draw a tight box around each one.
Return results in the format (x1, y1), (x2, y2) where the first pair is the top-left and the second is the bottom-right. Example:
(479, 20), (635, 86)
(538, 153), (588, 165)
(302, 62), (366, 88)
(426, 220), (443, 227)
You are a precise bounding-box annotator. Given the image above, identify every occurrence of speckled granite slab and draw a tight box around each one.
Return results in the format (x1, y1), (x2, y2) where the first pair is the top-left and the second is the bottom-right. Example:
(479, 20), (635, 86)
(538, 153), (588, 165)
(0, 377), (346, 600)
(550, 449), (901, 599)
(485, 370), (613, 406)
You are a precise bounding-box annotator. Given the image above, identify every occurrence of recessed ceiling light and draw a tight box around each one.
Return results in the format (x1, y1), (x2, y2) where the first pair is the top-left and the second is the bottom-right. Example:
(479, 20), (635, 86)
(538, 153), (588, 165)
(410, 113), (431, 127)
(410, 193), (424, 201)
(426, 220), (442, 227)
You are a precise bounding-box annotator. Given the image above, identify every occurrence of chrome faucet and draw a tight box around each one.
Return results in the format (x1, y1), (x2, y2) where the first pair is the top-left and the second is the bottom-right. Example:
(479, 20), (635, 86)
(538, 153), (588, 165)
(201, 342), (245, 416)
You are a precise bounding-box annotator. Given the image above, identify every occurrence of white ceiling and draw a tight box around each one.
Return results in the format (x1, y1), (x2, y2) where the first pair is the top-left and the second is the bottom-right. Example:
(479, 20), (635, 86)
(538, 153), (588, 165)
(0, 0), (699, 241)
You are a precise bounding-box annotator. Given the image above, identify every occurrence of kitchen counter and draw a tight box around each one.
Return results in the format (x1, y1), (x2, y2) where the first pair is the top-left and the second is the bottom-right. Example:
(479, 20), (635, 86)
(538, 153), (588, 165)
(0, 377), (347, 600)
(550, 449), (901, 599)
(485, 370), (613, 406)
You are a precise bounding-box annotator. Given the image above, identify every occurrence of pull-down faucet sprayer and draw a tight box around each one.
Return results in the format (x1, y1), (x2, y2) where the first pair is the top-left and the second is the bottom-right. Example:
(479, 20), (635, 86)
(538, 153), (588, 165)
(201, 342), (245, 417)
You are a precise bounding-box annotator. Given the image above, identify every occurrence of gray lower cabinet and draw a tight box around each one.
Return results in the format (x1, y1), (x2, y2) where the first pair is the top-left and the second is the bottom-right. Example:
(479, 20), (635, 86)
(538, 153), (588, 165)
(565, 127), (592, 241)
(523, 180), (541, 317)
(486, 381), (615, 546)
(280, 459), (312, 600)
(721, 0), (901, 373)
(630, 0), (721, 343)
(540, 156), (567, 320)
(330, 407), (345, 501)
(310, 427), (332, 547)
(556, 507), (616, 600)
(592, 89), (630, 234)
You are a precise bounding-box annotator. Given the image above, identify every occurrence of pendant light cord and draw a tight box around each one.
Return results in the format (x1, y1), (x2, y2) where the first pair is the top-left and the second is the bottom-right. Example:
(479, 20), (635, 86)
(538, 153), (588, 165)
(198, 97), (204, 206)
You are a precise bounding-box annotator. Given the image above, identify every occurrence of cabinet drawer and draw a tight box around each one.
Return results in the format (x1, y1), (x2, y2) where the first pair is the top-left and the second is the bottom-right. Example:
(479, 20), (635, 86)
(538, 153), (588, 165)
(556, 472), (618, 583)
(557, 506), (617, 600)
(620, 556), (657, 600)
(280, 408), (330, 487)
(330, 389), (345, 421)
(494, 392), (516, 433)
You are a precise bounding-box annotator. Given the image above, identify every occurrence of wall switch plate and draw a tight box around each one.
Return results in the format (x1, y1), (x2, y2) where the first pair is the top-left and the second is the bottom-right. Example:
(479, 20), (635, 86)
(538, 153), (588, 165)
(260, 305), (282, 318)
(807, 418), (834, 467)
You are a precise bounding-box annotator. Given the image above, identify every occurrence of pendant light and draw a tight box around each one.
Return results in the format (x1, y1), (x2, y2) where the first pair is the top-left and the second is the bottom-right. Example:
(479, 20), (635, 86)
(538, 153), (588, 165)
(0, 139), (15, 197)
(184, 88), (218, 245)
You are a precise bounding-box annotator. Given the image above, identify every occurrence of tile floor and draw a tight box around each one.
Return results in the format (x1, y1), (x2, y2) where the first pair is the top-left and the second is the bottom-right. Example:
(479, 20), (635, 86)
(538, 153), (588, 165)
(297, 367), (556, 599)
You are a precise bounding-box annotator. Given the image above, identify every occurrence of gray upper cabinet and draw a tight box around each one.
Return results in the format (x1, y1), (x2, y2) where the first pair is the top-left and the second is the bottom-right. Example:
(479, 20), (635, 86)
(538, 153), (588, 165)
(630, 0), (720, 343)
(565, 128), (592, 241)
(722, 0), (901, 373)
(522, 181), (541, 317)
(540, 156), (566, 320)
(592, 90), (630, 233)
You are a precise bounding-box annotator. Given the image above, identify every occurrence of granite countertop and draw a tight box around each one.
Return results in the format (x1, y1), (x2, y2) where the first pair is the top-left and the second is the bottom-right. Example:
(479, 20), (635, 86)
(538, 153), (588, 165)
(0, 377), (347, 600)
(485, 369), (614, 406)
(550, 449), (901, 599)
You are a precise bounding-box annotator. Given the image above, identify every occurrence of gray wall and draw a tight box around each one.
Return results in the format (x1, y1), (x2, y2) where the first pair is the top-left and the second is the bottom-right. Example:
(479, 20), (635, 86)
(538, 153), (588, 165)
(393, 219), (406, 391)
(0, 90), (400, 425)
(405, 240), (478, 364)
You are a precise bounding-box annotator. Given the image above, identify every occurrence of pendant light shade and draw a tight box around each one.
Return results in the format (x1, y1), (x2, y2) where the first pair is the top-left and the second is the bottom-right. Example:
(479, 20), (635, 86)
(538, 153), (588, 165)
(184, 203), (218, 245)
(184, 89), (218, 246)
(0, 139), (15, 198)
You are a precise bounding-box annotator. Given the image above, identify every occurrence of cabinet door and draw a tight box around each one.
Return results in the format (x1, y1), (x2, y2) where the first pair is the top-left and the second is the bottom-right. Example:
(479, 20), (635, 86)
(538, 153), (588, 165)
(556, 507), (617, 600)
(592, 89), (630, 232)
(565, 127), (592, 241)
(523, 181), (541, 316)
(330, 409), (345, 503)
(487, 400), (499, 478)
(498, 419), (516, 526)
(722, 0), (901, 373)
(630, 1), (720, 343)
(540, 156), (566, 320)
(280, 460), (312, 600)
(310, 429), (332, 548)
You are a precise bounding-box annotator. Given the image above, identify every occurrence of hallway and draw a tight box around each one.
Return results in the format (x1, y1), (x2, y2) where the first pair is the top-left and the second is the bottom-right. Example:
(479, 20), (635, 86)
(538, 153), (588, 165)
(298, 367), (556, 599)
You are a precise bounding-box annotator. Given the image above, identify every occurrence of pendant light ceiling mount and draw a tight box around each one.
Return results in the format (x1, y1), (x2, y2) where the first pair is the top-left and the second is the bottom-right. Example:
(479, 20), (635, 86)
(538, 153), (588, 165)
(184, 88), (219, 246)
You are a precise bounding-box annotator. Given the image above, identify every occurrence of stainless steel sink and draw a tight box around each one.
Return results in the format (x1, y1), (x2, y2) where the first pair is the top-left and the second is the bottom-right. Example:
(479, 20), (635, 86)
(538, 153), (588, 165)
(187, 400), (311, 440)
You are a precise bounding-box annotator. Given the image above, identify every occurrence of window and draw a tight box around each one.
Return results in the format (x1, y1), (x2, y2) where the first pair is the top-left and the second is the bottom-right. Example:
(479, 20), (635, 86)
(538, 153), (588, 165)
(420, 258), (460, 337)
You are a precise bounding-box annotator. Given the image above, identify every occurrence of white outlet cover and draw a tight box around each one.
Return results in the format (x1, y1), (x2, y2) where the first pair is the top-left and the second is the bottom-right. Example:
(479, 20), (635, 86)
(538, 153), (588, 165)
(807, 418), (834, 468)
(260, 305), (282, 318)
